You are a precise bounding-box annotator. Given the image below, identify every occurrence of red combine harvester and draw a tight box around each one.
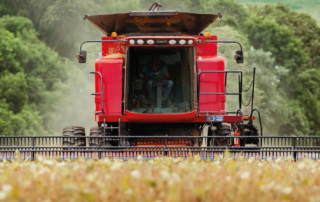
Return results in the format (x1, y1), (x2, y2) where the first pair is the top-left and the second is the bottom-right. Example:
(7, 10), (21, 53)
(63, 3), (262, 152)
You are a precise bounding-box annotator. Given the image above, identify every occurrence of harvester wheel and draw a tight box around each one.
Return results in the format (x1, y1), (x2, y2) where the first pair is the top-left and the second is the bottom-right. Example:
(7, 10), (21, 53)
(89, 126), (112, 147)
(210, 124), (231, 146)
(62, 126), (86, 148)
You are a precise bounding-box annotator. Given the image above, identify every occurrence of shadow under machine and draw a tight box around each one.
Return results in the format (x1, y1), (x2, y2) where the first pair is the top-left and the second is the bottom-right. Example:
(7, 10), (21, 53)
(63, 2), (262, 149)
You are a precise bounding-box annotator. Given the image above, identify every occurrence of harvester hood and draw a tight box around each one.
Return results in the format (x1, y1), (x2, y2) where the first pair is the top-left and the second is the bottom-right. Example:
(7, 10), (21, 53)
(84, 11), (219, 36)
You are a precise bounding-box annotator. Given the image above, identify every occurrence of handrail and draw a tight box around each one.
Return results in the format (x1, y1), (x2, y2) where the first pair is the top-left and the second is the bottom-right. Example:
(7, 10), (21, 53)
(198, 71), (242, 114)
(90, 72), (104, 114)
(250, 67), (256, 112)
(248, 109), (263, 136)
(195, 40), (243, 52)
(80, 40), (127, 51)
(235, 109), (245, 134)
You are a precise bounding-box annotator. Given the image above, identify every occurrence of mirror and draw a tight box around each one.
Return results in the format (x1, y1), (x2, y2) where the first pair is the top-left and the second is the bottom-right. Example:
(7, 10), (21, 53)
(234, 51), (243, 64)
(76, 50), (87, 63)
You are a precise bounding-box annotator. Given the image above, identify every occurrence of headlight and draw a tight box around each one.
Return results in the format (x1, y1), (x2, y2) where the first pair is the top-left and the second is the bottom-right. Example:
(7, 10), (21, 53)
(169, 40), (176, 45)
(147, 39), (154, 45)
(129, 40), (135, 45)
(179, 39), (186, 45)
(137, 39), (144, 45)
(188, 40), (193, 45)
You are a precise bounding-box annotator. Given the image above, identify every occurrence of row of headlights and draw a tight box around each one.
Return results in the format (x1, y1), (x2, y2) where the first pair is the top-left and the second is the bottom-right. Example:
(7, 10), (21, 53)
(129, 39), (194, 45)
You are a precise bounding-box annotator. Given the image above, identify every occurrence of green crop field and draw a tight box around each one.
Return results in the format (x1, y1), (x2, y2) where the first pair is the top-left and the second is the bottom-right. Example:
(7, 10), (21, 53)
(237, 0), (320, 24)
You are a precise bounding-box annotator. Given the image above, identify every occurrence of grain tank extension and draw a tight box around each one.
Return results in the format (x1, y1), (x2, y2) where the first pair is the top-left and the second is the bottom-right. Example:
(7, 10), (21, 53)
(63, 3), (262, 151)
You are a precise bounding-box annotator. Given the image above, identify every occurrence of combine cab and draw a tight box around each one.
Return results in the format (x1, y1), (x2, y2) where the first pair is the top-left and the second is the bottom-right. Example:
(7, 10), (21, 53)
(64, 3), (262, 154)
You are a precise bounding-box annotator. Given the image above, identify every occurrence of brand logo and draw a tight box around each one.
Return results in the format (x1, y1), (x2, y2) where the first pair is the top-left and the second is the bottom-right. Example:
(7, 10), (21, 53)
(206, 116), (224, 122)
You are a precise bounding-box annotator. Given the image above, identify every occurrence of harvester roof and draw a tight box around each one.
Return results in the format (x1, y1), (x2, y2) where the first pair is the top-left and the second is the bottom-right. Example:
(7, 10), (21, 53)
(84, 11), (219, 36)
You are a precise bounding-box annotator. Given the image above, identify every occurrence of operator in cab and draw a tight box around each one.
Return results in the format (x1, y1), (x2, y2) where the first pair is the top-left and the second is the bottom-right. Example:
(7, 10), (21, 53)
(139, 54), (173, 105)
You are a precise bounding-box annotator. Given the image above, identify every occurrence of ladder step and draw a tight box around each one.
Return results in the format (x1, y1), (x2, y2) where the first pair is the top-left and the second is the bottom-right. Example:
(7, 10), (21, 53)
(104, 127), (120, 129)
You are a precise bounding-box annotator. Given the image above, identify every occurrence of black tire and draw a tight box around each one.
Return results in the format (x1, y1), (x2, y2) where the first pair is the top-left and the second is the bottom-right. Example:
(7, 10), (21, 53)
(62, 126), (86, 147)
(89, 126), (112, 147)
(210, 124), (231, 146)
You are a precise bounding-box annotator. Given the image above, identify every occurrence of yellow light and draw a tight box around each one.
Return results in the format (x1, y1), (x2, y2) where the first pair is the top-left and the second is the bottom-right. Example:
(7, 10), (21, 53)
(111, 32), (117, 38)
(204, 32), (211, 38)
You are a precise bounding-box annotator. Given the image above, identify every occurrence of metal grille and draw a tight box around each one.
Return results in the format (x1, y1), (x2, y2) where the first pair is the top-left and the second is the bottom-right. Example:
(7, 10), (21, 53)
(1, 136), (320, 161)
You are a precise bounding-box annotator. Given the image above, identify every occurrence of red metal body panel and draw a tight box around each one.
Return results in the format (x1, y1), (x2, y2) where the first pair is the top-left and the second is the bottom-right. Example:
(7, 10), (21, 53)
(126, 111), (196, 123)
(95, 58), (123, 116)
(94, 35), (253, 123)
(195, 35), (217, 57)
(195, 35), (225, 115)
(95, 114), (254, 123)
(191, 115), (254, 123)
(101, 36), (126, 56)
(197, 56), (225, 115)
(95, 114), (129, 123)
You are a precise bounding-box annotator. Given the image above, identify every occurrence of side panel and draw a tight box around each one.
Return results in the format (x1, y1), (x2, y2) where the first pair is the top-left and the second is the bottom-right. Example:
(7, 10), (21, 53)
(197, 56), (225, 114)
(195, 35), (217, 57)
(126, 111), (196, 123)
(95, 58), (123, 118)
(95, 114), (252, 123)
(101, 36), (126, 56)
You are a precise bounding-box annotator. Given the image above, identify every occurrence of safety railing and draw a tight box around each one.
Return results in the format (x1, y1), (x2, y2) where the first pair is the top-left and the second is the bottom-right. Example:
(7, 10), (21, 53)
(198, 68), (257, 116)
(1, 136), (320, 161)
(198, 70), (243, 114)
(90, 71), (105, 114)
